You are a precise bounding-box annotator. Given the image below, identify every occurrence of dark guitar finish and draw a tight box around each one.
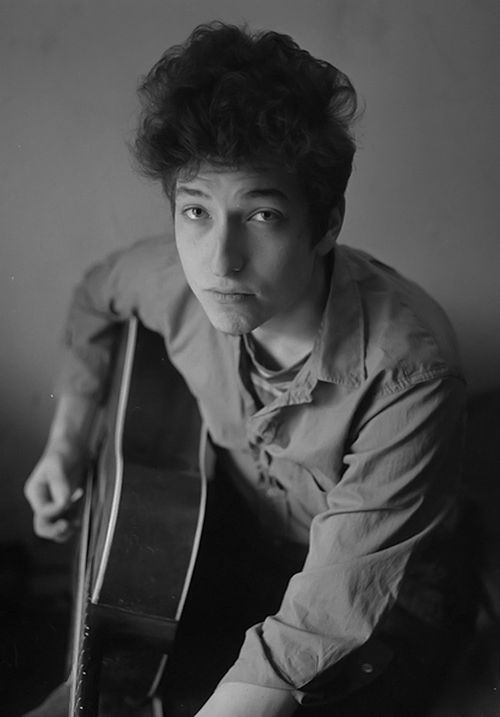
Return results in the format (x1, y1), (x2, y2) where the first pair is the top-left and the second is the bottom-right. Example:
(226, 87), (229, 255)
(70, 318), (205, 716)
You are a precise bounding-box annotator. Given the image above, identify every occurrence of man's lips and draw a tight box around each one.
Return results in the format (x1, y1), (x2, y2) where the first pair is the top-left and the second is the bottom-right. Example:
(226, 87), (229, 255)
(204, 288), (255, 302)
(204, 286), (254, 295)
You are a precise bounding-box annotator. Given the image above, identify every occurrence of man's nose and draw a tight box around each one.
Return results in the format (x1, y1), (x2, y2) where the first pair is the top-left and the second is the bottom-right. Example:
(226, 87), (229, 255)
(210, 222), (244, 276)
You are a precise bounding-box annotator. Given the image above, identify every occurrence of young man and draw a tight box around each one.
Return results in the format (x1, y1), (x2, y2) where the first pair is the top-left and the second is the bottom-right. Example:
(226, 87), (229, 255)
(24, 22), (475, 717)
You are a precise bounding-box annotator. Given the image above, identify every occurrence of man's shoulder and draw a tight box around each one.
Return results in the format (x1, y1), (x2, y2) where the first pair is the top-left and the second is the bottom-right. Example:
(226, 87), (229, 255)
(78, 233), (198, 336)
(337, 245), (463, 385)
(93, 233), (186, 295)
(111, 233), (180, 272)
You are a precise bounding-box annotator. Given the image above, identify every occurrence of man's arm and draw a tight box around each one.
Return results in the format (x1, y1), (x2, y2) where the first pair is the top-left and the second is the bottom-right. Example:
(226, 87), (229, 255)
(216, 376), (466, 705)
(195, 682), (296, 717)
(24, 236), (172, 539)
(24, 392), (98, 541)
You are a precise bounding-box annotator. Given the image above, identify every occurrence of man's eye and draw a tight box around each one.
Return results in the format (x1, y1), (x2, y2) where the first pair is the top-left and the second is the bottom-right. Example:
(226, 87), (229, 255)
(183, 207), (208, 220)
(251, 210), (282, 223)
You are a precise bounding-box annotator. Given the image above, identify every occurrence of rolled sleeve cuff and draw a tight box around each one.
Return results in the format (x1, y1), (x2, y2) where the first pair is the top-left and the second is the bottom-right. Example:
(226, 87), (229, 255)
(218, 624), (299, 696)
(218, 623), (394, 707)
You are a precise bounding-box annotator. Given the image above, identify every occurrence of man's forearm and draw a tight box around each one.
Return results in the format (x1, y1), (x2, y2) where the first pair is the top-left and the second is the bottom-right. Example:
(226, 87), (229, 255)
(24, 392), (100, 540)
(46, 392), (100, 458)
(195, 682), (297, 717)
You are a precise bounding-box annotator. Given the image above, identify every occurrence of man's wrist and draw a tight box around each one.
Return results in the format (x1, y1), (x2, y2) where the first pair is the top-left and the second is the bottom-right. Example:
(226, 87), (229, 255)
(195, 681), (297, 717)
(46, 392), (99, 462)
(42, 441), (88, 476)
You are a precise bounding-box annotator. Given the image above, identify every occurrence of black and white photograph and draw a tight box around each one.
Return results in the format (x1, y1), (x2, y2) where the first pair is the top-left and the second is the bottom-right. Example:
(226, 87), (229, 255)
(1, 2), (499, 715)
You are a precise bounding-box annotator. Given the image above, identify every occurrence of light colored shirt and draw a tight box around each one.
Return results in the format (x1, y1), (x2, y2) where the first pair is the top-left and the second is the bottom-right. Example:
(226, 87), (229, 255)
(58, 235), (467, 701)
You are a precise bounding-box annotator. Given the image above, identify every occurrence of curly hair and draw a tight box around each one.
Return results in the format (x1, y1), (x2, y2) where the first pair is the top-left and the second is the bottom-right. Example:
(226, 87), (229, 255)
(133, 22), (358, 238)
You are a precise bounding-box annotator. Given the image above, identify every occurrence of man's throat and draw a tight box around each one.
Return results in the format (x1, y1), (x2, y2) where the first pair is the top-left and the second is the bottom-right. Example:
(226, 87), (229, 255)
(248, 334), (312, 372)
(250, 257), (332, 371)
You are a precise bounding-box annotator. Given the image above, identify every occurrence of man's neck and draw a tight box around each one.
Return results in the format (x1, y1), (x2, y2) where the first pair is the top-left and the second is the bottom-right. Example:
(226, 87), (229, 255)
(250, 256), (332, 371)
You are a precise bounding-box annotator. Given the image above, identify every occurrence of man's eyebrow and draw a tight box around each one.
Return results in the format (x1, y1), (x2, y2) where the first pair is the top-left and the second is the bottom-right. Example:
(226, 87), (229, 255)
(243, 188), (289, 202)
(175, 186), (212, 199)
(175, 184), (210, 199)
(175, 186), (290, 202)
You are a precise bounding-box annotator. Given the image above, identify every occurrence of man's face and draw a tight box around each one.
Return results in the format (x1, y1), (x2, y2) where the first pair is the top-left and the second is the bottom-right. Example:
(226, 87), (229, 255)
(173, 164), (328, 336)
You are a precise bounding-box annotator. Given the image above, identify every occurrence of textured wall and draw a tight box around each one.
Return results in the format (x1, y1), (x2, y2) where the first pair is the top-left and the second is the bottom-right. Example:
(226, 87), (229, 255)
(1, 0), (499, 540)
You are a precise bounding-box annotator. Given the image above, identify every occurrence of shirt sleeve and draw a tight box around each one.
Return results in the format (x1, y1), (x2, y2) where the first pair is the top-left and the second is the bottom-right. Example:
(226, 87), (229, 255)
(55, 236), (172, 401)
(220, 375), (466, 702)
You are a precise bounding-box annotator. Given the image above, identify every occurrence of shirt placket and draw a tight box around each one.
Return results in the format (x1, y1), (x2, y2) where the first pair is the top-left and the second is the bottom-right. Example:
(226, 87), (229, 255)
(234, 335), (316, 542)
(248, 425), (290, 543)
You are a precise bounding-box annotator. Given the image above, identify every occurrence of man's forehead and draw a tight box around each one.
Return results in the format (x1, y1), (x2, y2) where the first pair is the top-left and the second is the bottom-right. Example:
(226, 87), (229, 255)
(175, 163), (300, 200)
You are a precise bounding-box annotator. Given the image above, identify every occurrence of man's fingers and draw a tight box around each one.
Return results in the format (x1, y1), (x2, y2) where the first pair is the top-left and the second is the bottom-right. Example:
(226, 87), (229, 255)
(24, 476), (51, 512)
(37, 488), (84, 521)
(34, 515), (79, 542)
(37, 494), (80, 519)
(25, 454), (85, 541)
(27, 473), (83, 518)
(34, 515), (68, 540)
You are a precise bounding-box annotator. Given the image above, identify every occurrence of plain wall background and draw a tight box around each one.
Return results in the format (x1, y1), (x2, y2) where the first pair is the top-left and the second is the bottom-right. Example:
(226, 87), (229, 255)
(1, 0), (499, 543)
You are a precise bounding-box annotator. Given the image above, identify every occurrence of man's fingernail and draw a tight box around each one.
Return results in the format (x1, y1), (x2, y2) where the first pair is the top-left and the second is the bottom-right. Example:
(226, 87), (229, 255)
(70, 488), (84, 503)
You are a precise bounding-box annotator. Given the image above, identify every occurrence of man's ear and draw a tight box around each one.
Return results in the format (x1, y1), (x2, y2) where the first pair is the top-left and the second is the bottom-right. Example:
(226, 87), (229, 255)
(316, 199), (345, 256)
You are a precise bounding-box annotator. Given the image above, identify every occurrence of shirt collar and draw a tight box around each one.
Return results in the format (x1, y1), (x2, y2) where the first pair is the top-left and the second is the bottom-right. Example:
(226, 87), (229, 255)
(232, 243), (366, 408)
(310, 244), (366, 388)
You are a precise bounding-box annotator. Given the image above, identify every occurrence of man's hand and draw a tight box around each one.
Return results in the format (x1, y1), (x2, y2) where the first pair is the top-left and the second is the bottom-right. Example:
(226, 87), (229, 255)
(24, 448), (86, 542)
(194, 682), (297, 717)
(24, 392), (98, 541)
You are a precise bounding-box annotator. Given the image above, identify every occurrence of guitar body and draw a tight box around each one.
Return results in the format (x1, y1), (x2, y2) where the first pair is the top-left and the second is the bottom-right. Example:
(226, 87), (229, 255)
(70, 318), (206, 716)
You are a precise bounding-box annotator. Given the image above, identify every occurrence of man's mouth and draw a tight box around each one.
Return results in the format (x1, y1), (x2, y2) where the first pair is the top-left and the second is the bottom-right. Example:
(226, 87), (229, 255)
(205, 288), (254, 303)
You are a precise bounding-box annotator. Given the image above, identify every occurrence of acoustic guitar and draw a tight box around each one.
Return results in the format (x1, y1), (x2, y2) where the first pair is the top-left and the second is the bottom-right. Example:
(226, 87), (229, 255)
(69, 317), (207, 716)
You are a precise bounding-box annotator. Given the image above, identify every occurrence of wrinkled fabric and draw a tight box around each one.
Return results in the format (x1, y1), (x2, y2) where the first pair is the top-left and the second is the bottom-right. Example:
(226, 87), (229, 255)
(57, 235), (467, 700)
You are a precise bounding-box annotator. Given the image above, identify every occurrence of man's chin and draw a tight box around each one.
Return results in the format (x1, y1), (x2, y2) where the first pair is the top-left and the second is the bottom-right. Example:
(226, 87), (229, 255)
(208, 318), (254, 336)
(204, 307), (261, 336)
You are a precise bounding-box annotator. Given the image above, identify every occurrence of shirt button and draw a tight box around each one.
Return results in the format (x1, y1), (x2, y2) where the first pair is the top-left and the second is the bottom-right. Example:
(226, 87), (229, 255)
(361, 662), (374, 674)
